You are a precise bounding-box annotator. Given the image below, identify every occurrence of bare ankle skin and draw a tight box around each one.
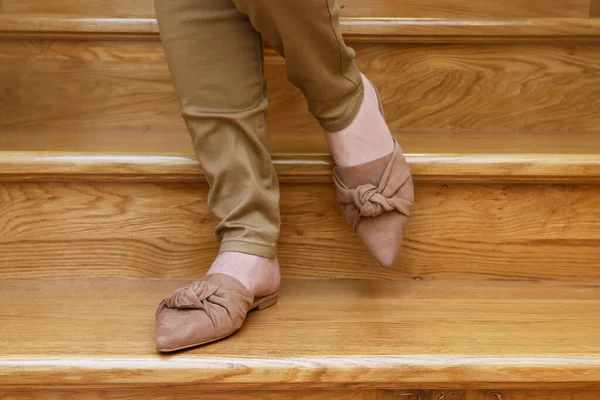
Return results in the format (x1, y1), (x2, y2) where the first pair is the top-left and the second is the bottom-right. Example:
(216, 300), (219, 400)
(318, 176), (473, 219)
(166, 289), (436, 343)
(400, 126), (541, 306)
(325, 73), (394, 167)
(208, 251), (281, 297)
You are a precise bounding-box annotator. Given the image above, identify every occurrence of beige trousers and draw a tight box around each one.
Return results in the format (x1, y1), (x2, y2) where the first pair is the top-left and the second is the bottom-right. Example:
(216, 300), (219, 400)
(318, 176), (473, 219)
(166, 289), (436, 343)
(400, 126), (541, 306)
(155, 0), (364, 258)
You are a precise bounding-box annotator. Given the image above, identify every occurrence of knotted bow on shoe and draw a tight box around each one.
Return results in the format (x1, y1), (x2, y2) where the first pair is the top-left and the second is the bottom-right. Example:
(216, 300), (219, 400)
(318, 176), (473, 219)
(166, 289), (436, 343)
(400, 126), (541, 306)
(157, 280), (225, 330)
(155, 274), (255, 352)
(338, 182), (413, 231)
(333, 139), (414, 232)
(163, 280), (219, 310)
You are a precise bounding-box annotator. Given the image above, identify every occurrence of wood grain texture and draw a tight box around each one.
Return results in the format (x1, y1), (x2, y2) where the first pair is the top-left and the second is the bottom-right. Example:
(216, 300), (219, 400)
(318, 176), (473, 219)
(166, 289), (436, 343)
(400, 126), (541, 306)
(0, 0), (590, 18)
(4, 390), (600, 400)
(340, 18), (600, 42)
(389, 390), (600, 399)
(2, 40), (600, 182)
(0, 389), (382, 400)
(2, 279), (600, 388)
(591, 0), (600, 16)
(267, 46), (600, 133)
(2, 144), (600, 183)
(2, 16), (600, 42)
(0, 391), (383, 400)
(1, 182), (599, 280)
(3, 40), (600, 137)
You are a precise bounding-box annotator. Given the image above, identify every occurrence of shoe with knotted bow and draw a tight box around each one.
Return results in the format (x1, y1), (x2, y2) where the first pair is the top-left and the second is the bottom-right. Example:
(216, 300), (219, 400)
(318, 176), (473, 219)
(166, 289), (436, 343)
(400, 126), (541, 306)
(155, 273), (278, 352)
(332, 80), (414, 267)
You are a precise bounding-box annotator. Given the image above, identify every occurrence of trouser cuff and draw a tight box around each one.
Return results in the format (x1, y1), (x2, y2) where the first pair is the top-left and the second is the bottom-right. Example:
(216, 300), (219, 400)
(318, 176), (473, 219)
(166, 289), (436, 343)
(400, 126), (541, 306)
(219, 239), (277, 258)
(317, 84), (364, 132)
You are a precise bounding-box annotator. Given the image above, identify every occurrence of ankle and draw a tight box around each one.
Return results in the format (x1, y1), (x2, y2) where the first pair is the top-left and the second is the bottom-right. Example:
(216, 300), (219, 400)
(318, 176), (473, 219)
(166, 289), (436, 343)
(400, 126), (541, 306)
(208, 252), (281, 297)
(325, 74), (394, 167)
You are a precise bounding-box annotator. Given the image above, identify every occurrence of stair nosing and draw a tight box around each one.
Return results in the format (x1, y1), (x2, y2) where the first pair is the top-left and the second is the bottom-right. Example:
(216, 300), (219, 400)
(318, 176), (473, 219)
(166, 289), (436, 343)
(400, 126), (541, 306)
(1, 150), (599, 183)
(3, 355), (600, 389)
(2, 15), (600, 43)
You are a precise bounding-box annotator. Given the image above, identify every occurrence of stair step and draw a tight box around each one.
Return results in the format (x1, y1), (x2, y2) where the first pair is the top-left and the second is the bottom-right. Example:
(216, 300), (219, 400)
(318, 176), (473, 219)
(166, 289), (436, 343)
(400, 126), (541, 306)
(2, 278), (600, 389)
(1, 129), (599, 280)
(3, 37), (600, 150)
(1, 14), (600, 279)
(4, 391), (600, 400)
(0, 391), (385, 399)
(1, 179), (599, 280)
(0, 0), (591, 18)
(2, 15), (600, 41)
(1, 99), (599, 280)
(2, 130), (600, 182)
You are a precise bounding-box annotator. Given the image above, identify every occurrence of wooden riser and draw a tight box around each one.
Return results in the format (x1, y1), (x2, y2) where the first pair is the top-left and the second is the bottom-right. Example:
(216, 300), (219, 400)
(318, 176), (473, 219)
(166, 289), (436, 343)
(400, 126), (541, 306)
(0, 0), (592, 18)
(2, 278), (600, 389)
(1, 181), (599, 280)
(3, 39), (600, 135)
(3, 390), (600, 399)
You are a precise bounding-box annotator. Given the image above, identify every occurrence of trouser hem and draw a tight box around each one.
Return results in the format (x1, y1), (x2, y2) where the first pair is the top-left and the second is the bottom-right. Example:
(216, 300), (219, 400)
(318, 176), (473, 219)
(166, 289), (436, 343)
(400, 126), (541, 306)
(219, 239), (277, 258)
(318, 84), (365, 132)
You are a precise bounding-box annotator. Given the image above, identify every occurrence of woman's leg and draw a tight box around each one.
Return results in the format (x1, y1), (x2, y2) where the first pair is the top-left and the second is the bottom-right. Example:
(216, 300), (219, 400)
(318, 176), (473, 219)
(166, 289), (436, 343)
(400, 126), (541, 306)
(231, 0), (396, 166)
(232, 0), (414, 267)
(154, 0), (280, 295)
(154, 0), (413, 352)
(154, 0), (283, 352)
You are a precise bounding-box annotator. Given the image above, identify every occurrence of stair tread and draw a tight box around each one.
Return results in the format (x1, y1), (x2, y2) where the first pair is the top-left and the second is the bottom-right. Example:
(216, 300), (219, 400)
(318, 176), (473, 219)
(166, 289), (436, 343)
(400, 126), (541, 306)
(2, 130), (600, 182)
(2, 278), (600, 387)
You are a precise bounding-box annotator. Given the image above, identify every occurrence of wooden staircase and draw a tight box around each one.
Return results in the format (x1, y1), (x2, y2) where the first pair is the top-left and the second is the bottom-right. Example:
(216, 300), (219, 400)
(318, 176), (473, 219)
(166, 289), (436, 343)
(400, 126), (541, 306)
(2, 0), (600, 398)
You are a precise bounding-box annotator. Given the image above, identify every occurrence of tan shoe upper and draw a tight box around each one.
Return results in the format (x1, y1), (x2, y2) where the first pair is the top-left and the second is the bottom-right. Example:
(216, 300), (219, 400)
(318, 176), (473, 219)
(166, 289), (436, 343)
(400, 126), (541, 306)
(155, 273), (253, 352)
(333, 139), (414, 267)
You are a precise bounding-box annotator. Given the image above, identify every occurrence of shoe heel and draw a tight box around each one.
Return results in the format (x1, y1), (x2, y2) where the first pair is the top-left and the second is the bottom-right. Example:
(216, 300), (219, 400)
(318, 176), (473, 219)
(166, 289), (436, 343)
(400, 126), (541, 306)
(256, 295), (278, 311)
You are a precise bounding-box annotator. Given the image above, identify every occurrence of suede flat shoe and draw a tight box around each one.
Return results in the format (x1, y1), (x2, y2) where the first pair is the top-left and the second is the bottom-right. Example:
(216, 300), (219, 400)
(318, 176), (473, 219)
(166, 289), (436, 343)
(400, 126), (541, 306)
(332, 81), (414, 267)
(155, 273), (278, 352)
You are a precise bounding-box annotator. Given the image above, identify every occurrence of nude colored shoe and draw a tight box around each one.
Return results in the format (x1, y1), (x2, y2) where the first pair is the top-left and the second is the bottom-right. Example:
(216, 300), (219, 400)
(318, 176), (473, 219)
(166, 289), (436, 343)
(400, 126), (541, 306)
(333, 81), (414, 267)
(155, 273), (278, 352)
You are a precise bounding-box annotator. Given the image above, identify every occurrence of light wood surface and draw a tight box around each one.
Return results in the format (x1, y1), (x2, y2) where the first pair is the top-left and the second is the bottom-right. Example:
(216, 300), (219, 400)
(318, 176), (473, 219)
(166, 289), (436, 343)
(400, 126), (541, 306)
(394, 391), (600, 399)
(0, 391), (388, 400)
(268, 48), (600, 133)
(2, 278), (600, 388)
(1, 135), (600, 183)
(3, 40), (600, 137)
(2, 6), (600, 396)
(334, 0), (592, 18)
(340, 18), (600, 42)
(3, 390), (600, 399)
(0, 181), (599, 280)
(591, 0), (600, 16)
(0, 0), (590, 18)
(2, 39), (600, 182)
(4, 127), (600, 156)
(2, 15), (600, 42)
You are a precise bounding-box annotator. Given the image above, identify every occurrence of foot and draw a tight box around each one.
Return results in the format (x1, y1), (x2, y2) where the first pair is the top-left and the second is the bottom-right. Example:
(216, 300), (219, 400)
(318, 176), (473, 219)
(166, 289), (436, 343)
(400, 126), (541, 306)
(207, 251), (281, 298)
(155, 252), (279, 352)
(327, 74), (414, 268)
(325, 73), (394, 167)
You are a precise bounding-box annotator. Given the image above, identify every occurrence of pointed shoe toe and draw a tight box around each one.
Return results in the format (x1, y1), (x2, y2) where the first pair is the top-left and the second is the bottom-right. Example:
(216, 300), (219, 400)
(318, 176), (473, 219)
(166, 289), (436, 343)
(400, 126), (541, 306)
(334, 139), (414, 267)
(155, 307), (215, 352)
(356, 211), (409, 267)
(154, 273), (278, 352)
